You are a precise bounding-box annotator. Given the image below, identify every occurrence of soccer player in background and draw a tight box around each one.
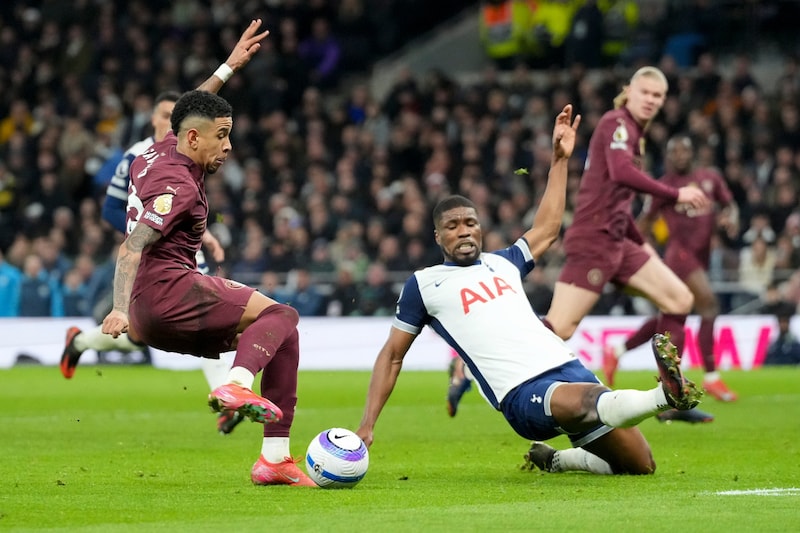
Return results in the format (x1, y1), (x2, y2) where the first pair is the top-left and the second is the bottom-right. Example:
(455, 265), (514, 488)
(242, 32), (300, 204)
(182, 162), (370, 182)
(59, 19), (268, 435)
(101, 89), (316, 487)
(357, 105), (704, 476)
(603, 134), (739, 422)
(543, 66), (710, 365)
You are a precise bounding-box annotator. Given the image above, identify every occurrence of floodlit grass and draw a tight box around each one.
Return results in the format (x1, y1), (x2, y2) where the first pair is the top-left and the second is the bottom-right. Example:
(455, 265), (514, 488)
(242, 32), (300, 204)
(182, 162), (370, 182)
(1, 364), (799, 532)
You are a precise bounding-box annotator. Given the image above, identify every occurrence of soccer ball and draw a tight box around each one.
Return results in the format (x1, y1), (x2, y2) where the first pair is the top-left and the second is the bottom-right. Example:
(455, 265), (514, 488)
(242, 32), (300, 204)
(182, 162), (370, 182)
(305, 428), (369, 488)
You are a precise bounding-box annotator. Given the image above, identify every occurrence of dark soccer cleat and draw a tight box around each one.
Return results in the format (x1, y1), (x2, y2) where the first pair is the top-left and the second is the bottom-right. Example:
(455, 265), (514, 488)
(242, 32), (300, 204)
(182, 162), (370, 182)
(651, 333), (702, 410)
(522, 441), (556, 472)
(446, 378), (472, 418)
(208, 383), (282, 424)
(446, 358), (472, 417)
(656, 408), (714, 424)
(60, 327), (84, 379)
(217, 410), (245, 435)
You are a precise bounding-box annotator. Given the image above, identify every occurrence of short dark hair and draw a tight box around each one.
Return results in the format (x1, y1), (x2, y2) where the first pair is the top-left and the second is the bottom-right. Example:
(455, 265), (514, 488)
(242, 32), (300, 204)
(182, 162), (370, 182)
(154, 91), (181, 106)
(170, 90), (233, 134)
(432, 195), (477, 227)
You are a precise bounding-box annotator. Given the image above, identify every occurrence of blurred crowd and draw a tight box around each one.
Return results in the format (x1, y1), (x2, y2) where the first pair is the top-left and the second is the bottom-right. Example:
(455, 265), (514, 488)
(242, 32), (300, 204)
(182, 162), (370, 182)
(2, 0), (800, 322)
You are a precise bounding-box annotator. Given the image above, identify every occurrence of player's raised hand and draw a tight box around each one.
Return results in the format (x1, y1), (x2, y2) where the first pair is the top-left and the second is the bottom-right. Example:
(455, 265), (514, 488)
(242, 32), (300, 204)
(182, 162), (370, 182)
(677, 185), (711, 210)
(552, 104), (581, 160)
(225, 19), (270, 72)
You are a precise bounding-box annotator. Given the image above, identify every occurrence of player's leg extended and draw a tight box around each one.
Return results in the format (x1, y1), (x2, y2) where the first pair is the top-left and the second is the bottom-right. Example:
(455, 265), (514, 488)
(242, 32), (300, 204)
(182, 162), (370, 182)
(685, 268), (737, 401)
(545, 282), (602, 340)
(626, 256), (693, 353)
(208, 291), (291, 424)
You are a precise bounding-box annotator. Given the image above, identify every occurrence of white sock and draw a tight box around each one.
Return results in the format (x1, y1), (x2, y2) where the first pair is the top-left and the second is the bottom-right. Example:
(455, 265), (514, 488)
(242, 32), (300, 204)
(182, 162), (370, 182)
(596, 387), (668, 428)
(226, 367), (256, 389)
(260, 437), (290, 463)
(74, 325), (141, 352)
(551, 448), (613, 475)
(201, 357), (232, 391)
(613, 343), (626, 359)
(704, 371), (720, 383)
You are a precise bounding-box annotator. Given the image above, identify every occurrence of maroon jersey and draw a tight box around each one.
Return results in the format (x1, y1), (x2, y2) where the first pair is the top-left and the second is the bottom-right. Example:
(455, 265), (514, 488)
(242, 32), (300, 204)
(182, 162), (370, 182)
(127, 131), (207, 300)
(644, 167), (733, 269)
(567, 107), (679, 244)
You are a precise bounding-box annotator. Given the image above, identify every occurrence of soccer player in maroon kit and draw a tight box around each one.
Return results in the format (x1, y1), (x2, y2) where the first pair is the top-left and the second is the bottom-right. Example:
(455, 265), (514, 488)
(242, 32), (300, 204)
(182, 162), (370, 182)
(544, 67), (711, 374)
(604, 134), (739, 417)
(101, 90), (315, 487)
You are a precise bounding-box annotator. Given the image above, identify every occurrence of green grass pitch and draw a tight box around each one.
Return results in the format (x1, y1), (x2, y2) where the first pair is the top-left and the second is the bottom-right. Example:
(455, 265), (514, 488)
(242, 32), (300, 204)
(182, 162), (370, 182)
(1, 365), (799, 532)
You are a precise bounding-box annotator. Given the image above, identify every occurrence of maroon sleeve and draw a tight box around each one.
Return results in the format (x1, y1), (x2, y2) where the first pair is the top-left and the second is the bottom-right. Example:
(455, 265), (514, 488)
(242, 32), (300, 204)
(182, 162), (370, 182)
(606, 145), (680, 201)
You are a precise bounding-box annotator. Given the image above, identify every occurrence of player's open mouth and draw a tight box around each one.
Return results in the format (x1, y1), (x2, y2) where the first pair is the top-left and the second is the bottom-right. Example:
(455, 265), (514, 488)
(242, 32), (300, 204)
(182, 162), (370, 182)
(456, 242), (475, 253)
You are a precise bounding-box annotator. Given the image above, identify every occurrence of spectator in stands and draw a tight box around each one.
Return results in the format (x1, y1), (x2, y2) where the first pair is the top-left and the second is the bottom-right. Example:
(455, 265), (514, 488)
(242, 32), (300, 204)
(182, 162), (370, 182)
(327, 264), (360, 317)
(763, 301), (800, 366)
(19, 253), (63, 317)
(282, 267), (326, 317)
(738, 235), (776, 295)
(298, 17), (341, 90)
(0, 248), (22, 317)
(355, 262), (398, 317)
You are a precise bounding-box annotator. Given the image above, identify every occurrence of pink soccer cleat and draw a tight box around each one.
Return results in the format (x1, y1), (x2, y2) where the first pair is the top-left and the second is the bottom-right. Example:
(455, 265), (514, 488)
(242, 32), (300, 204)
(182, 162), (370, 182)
(251, 456), (317, 487)
(208, 384), (282, 424)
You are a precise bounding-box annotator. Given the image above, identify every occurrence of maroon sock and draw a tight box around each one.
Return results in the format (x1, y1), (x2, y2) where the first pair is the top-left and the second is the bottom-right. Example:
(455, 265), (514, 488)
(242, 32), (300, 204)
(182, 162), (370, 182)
(625, 317), (658, 351)
(541, 317), (555, 333)
(263, 328), (300, 438)
(698, 316), (716, 372)
(656, 313), (687, 354)
(233, 304), (299, 375)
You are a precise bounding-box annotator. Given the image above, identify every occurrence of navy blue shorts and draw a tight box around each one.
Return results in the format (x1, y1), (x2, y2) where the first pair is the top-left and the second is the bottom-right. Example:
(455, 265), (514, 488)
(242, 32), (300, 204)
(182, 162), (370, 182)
(500, 360), (612, 447)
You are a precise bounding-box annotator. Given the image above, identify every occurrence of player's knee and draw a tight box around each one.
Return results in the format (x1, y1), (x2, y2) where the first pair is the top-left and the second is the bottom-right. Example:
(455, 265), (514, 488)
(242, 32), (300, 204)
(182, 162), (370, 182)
(259, 303), (300, 329)
(545, 317), (576, 340)
(663, 288), (693, 315)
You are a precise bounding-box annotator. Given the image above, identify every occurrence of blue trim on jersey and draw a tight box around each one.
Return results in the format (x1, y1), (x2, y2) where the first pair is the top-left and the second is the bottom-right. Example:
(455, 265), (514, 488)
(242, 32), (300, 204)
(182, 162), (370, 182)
(429, 319), (500, 409)
(394, 276), (429, 333)
(491, 238), (535, 277)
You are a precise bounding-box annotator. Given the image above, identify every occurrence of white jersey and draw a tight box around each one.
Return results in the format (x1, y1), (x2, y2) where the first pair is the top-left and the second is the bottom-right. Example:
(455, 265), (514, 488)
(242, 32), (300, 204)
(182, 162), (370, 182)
(393, 238), (577, 409)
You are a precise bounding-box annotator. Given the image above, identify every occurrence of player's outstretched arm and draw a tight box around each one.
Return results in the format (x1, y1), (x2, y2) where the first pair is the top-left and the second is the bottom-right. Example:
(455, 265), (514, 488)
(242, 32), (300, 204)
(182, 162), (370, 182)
(196, 18), (269, 94)
(101, 224), (161, 338)
(356, 327), (417, 448)
(523, 104), (581, 261)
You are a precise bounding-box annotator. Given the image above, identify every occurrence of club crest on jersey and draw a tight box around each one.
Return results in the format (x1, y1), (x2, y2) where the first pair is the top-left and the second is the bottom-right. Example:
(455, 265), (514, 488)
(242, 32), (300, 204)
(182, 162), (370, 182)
(610, 119), (628, 151)
(153, 194), (173, 215)
(460, 276), (517, 314)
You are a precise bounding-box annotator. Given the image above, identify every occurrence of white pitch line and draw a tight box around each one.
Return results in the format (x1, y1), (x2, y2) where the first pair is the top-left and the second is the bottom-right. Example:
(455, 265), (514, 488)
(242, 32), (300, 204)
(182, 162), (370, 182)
(714, 488), (800, 496)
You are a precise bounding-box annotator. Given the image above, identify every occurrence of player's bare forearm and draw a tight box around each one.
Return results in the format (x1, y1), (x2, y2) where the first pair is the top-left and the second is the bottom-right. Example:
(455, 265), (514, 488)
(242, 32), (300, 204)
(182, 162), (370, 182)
(525, 105), (580, 259)
(112, 225), (160, 313)
(196, 19), (269, 94)
(359, 350), (401, 429)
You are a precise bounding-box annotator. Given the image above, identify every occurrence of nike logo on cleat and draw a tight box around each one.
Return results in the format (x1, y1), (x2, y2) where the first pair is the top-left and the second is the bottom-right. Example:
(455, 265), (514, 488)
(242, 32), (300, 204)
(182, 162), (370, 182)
(280, 473), (301, 483)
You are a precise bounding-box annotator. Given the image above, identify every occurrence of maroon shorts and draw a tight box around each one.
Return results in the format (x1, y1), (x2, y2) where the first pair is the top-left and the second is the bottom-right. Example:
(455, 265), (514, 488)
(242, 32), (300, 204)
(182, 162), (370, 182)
(559, 235), (650, 293)
(664, 246), (707, 280)
(130, 271), (255, 358)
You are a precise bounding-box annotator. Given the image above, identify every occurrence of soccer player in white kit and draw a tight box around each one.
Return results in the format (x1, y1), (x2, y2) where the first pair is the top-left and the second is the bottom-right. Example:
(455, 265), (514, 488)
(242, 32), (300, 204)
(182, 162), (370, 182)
(356, 105), (703, 475)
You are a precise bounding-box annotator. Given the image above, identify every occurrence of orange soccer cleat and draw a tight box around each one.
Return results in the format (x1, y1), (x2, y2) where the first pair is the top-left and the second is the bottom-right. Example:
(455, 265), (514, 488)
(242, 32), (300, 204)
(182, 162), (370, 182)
(60, 327), (84, 379)
(601, 344), (619, 387)
(251, 456), (317, 487)
(703, 378), (738, 402)
(208, 384), (282, 424)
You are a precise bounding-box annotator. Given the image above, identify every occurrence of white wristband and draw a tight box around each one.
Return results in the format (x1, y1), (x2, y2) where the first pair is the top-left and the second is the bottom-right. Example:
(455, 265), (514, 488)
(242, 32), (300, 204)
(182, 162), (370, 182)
(213, 63), (234, 83)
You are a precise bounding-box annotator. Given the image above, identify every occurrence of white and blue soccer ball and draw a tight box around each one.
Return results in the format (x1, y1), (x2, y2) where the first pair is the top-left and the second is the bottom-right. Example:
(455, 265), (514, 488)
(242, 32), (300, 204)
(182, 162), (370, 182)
(305, 428), (369, 488)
